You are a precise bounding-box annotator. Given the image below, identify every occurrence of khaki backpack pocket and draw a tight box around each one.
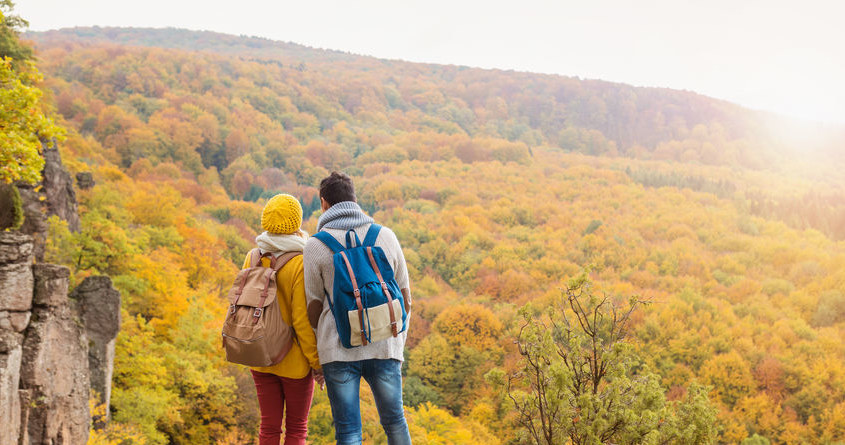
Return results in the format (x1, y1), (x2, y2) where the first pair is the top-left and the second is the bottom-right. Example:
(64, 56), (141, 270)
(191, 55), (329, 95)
(348, 299), (402, 347)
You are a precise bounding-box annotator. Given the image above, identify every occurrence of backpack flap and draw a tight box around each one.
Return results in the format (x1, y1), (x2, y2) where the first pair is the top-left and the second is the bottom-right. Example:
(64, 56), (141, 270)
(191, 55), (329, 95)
(227, 267), (278, 308)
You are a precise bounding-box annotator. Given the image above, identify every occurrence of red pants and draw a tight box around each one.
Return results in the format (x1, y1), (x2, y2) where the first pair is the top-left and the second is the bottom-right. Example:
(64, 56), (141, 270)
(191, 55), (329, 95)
(250, 370), (315, 445)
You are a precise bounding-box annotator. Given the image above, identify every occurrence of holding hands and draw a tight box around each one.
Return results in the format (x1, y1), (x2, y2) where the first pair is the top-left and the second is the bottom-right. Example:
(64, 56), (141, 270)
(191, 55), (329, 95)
(312, 368), (325, 389)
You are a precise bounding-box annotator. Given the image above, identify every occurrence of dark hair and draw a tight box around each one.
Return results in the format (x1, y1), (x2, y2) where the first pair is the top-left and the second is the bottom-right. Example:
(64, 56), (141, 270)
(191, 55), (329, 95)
(319, 171), (356, 206)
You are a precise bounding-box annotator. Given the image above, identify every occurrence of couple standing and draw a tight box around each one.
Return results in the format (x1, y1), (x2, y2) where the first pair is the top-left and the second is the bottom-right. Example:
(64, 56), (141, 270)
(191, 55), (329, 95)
(246, 172), (412, 445)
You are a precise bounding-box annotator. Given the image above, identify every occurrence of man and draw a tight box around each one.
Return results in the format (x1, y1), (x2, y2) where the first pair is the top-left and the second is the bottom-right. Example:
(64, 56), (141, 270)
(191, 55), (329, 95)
(304, 171), (412, 445)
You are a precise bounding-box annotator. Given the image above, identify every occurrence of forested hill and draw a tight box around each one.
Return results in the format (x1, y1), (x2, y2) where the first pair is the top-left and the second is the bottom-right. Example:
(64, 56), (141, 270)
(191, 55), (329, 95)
(27, 27), (844, 173)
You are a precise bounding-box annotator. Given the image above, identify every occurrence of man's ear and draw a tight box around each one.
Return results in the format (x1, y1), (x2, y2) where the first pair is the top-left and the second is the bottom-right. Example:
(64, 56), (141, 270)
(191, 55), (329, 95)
(320, 197), (330, 211)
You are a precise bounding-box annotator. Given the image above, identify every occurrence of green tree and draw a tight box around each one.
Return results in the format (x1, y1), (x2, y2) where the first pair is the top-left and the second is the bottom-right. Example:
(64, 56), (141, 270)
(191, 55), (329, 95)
(0, 57), (64, 184)
(409, 333), (489, 414)
(0, 1), (59, 185)
(488, 274), (717, 445)
(0, 0), (33, 62)
(811, 290), (845, 327)
(0, 182), (23, 229)
(741, 434), (770, 445)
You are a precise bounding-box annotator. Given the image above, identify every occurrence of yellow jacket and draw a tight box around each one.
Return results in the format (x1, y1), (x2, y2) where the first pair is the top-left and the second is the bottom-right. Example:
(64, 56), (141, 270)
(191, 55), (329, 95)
(242, 253), (320, 378)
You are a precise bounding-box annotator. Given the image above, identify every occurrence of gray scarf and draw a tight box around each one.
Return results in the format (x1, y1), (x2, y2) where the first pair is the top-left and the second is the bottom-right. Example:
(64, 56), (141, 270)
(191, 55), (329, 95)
(316, 201), (374, 232)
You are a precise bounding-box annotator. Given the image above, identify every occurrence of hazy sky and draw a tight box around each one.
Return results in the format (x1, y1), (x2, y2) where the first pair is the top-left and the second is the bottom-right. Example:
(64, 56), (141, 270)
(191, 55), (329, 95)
(19, 0), (845, 124)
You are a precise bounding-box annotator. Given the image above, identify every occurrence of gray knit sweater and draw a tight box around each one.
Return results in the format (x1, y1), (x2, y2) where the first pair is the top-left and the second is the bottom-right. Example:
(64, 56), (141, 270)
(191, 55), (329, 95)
(304, 213), (411, 364)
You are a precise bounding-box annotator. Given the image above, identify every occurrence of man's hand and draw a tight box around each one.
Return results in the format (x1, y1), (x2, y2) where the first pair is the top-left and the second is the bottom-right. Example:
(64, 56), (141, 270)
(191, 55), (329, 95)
(312, 368), (325, 390)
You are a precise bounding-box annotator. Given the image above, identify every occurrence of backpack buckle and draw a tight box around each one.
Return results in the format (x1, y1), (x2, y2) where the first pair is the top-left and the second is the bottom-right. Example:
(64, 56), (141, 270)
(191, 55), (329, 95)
(229, 304), (236, 315)
(253, 307), (263, 318)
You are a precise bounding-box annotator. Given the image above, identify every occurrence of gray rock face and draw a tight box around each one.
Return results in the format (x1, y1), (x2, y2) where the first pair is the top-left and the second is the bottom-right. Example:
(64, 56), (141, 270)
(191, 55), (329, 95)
(41, 141), (81, 233)
(19, 264), (92, 445)
(72, 276), (121, 422)
(32, 264), (71, 308)
(0, 345), (22, 445)
(17, 139), (81, 262)
(21, 299), (90, 445)
(0, 311), (31, 332)
(0, 232), (34, 265)
(16, 184), (48, 262)
(0, 234), (33, 445)
(0, 233), (34, 313)
(73, 276), (121, 340)
(0, 233), (33, 375)
(0, 329), (23, 353)
(0, 142), (120, 445)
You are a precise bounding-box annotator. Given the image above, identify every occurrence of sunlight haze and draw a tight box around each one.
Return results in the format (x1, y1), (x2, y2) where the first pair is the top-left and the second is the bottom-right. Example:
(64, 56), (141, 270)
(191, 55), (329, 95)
(20, 0), (845, 124)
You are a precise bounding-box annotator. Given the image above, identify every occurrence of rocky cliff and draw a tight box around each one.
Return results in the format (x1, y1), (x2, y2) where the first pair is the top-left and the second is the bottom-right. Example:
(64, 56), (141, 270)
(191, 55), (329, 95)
(0, 144), (119, 445)
(16, 139), (81, 261)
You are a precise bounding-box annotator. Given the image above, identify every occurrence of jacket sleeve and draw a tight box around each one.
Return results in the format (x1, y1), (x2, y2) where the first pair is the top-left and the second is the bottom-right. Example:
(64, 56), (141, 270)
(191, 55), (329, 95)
(290, 259), (321, 370)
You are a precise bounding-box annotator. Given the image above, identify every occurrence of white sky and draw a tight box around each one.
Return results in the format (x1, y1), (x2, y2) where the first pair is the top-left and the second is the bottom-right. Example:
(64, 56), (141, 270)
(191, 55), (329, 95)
(18, 0), (845, 124)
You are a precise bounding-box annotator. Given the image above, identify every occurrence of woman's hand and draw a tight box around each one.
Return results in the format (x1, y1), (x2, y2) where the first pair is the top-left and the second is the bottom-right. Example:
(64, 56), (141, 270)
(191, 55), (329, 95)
(312, 368), (325, 390)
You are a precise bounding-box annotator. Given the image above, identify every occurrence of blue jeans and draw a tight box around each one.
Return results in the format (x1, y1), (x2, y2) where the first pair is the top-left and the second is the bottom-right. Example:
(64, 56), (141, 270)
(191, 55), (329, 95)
(322, 359), (412, 445)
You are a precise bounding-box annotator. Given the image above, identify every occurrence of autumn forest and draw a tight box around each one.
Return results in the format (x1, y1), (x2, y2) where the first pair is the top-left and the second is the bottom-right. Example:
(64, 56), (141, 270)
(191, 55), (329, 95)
(4, 16), (845, 445)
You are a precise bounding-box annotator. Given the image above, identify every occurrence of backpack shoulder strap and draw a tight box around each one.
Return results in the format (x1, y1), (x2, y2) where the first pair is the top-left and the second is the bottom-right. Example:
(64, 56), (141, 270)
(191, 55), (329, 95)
(362, 223), (382, 246)
(248, 248), (262, 267)
(272, 251), (302, 272)
(312, 231), (346, 253)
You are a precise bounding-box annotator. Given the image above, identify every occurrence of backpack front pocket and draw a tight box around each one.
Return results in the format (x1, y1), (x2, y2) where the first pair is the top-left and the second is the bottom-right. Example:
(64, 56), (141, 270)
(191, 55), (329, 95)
(348, 299), (403, 346)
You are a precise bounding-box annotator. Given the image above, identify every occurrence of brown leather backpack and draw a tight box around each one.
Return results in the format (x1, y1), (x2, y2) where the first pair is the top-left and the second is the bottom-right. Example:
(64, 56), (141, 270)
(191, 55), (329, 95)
(222, 249), (300, 367)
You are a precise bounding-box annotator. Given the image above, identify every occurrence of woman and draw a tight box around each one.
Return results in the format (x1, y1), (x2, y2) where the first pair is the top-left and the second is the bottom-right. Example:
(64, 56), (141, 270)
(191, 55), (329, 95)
(244, 193), (323, 445)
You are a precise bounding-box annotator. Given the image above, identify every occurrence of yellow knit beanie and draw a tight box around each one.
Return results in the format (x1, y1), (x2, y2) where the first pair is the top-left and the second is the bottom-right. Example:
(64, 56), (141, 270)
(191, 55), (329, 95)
(261, 194), (302, 234)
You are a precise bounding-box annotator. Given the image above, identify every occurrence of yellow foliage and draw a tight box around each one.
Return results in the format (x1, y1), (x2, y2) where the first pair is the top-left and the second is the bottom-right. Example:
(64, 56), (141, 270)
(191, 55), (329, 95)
(408, 403), (499, 445)
(0, 58), (65, 184)
(433, 304), (503, 350)
(87, 423), (147, 445)
(733, 393), (782, 438)
(700, 351), (757, 409)
(126, 184), (187, 227)
(720, 416), (748, 444)
(131, 248), (191, 332)
(821, 402), (845, 443)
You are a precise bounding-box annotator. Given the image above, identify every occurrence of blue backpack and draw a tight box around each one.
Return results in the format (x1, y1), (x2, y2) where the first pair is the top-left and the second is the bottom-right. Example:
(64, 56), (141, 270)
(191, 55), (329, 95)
(313, 224), (408, 348)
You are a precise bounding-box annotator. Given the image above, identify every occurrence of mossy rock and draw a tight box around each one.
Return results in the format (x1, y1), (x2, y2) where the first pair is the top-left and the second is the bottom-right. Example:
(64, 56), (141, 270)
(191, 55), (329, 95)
(0, 183), (24, 230)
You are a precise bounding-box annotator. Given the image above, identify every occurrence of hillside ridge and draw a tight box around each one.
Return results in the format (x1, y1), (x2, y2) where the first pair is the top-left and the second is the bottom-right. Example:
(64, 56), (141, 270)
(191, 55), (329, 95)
(27, 26), (752, 108)
(28, 27), (845, 169)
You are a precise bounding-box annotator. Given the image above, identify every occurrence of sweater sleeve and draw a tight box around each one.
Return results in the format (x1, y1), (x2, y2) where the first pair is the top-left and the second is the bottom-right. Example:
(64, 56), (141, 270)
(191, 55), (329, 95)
(303, 238), (325, 330)
(384, 228), (412, 313)
(289, 260), (321, 370)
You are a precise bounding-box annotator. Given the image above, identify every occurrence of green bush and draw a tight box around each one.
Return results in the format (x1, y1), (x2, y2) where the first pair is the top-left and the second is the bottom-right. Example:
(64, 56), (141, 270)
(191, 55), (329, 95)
(0, 183), (24, 230)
